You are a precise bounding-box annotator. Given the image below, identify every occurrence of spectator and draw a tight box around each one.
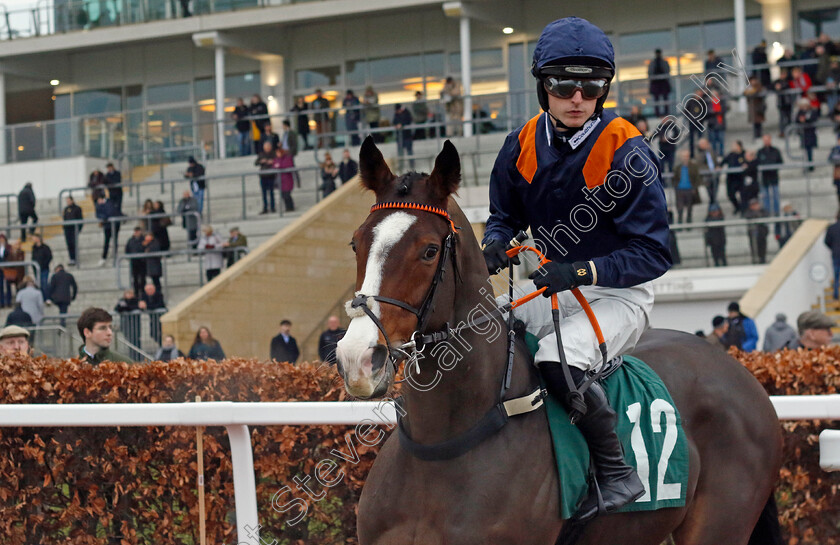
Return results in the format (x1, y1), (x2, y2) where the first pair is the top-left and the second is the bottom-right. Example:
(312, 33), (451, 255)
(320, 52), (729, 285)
(656, 119), (676, 173)
(684, 89), (707, 156)
(721, 140), (746, 214)
(343, 89), (361, 145)
(138, 283), (165, 345)
(825, 211), (840, 299)
(150, 201), (171, 252)
(704, 204), (727, 267)
(5, 303), (33, 328)
(280, 120), (298, 157)
(137, 199), (154, 231)
(232, 98), (252, 156)
(155, 335), (185, 362)
(48, 264), (77, 324)
(625, 105), (648, 133)
(412, 90), (429, 140)
(744, 198), (769, 264)
(0, 233), (9, 308)
(320, 152), (339, 198)
(249, 94), (269, 153)
(185, 156), (206, 215)
(125, 227), (147, 295)
(776, 202), (800, 248)
(113, 289), (141, 355)
(441, 77), (464, 137)
(783, 310), (835, 350)
(290, 96), (311, 151)
(727, 301), (758, 352)
(696, 138), (719, 203)
(393, 103), (414, 170)
(0, 325), (31, 356)
(104, 163), (123, 211)
(667, 210), (680, 266)
(223, 226), (248, 268)
(705, 89), (726, 157)
(672, 149), (701, 223)
(188, 326), (226, 361)
(260, 122), (280, 151)
(317, 315), (345, 364)
(791, 66), (812, 98)
(311, 89), (331, 149)
(270, 319), (299, 363)
(334, 151), (358, 188)
(15, 276), (44, 326)
(741, 149), (761, 205)
(274, 147), (296, 212)
(763, 313), (798, 351)
(77, 307), (132, 364)
(772, 67), (794, 137)
(705, 315), (728, 351)
(255, 141), (277, 214)
(5, 240), (25, 297)
(362, 86), (381, 142)
(751, 40), (771, 88)
(795, 98), (819, 170)
(95, 196), (121, 266)
(143, 233), (163, 293)
(62, 196), (83, 266)
(832, 100), (840, 135)
(831, 136), (840, 205)
(757, 134), (783, 217)
(88, 168), (106, 203)
(17, 182), (37, 242)
(29, 234), (52, 302)
(704, 49), (724, 76)
(648, 48), (671, 116)
(198, 225), (225, 282)
(177, 191), (200, 249)
(744, 75), (766, 139)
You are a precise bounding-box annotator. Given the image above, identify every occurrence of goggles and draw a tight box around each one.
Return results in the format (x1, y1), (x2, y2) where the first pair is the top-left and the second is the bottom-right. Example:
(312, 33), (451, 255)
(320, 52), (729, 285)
(543, 77), (609, 100)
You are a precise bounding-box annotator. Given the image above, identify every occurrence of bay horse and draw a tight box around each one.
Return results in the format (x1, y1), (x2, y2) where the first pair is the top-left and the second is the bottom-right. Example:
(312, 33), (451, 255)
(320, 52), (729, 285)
(336, 137), (782, 545)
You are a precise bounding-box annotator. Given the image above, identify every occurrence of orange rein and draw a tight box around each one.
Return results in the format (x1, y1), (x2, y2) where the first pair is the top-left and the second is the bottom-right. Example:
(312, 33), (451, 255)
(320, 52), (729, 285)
(505, 245), (606, 346)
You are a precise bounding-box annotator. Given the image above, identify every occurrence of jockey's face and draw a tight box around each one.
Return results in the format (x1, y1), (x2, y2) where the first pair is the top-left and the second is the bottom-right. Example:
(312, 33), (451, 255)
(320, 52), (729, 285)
(546, 86), (597, 131)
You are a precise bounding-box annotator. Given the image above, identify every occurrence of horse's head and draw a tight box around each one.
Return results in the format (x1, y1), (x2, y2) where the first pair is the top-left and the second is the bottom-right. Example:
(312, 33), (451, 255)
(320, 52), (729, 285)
(336, 136), (461, 399)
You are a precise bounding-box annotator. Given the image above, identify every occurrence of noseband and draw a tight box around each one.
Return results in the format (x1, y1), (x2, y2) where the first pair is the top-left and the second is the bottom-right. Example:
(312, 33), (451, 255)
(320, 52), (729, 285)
(348, 202), (460, 373)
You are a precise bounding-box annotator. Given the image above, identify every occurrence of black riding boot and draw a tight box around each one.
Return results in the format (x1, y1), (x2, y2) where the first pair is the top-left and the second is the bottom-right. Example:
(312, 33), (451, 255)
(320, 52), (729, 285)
(539, 362), (645, 521)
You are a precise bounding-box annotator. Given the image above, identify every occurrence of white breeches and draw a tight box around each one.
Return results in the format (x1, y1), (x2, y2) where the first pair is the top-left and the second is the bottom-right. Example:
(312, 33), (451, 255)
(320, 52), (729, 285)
(506, 281), (654, 371)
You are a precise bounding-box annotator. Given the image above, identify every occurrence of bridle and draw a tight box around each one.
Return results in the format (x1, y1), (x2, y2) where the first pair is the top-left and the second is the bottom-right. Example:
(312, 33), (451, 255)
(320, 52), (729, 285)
(347, 202), (461, 376)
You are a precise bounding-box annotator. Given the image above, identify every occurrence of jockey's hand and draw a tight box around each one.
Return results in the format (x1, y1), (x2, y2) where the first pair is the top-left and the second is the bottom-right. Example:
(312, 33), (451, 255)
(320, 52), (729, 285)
(529, 261), (594, 296)
(482, 239), (520, 275)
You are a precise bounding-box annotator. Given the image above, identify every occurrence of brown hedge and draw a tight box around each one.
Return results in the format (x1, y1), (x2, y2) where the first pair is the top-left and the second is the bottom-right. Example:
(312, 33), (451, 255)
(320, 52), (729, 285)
(0, 347), (836, 544)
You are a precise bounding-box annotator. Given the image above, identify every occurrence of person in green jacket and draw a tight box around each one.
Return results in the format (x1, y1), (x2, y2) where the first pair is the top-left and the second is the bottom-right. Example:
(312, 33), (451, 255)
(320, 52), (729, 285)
(77, 307), (133, 365)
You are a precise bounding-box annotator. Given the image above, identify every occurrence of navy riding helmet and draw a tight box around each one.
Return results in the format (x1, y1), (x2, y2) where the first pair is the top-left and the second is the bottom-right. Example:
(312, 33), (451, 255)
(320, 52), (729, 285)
(531, 17), (616, 116)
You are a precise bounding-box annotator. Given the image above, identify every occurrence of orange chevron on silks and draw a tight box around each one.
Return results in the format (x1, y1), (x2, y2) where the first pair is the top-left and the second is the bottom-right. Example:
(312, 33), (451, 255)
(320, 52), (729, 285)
(516, 114), (542, 184)
(581, 117), (642, 190)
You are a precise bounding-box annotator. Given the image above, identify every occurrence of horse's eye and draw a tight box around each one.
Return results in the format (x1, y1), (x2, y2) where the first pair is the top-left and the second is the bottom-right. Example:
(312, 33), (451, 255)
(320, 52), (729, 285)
(423, 245), (439, 260)
(349, 240), (357, 253)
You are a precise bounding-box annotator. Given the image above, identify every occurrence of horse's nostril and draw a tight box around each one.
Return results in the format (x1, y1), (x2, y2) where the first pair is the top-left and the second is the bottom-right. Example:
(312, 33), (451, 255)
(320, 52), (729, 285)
(371, 345), (389, 374)
(336, 358), (345, 377)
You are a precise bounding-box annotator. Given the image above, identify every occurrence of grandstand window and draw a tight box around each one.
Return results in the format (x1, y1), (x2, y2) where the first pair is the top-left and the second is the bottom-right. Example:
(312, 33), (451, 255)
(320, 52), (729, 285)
(295, 66), (341, 89)
(618, 29), (675, 56)
(147, 82), (191, 105)
(73, 88), (122, 116)
(53, 94), (72, 119)
(799, 8), (840, 41)
(346, 60), (368, 87)
(424, 52), (445, 78)
(126, 85), (143, 111)
(448, 48), (504, 74)
(677, 24), (702, 53)
(369, 54), (423, 84)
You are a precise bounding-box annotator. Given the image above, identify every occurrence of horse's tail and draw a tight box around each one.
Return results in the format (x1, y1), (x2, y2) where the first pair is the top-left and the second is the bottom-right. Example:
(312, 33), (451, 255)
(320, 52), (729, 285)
(747, 492), (784, 545)
(554, 520), (587, 545)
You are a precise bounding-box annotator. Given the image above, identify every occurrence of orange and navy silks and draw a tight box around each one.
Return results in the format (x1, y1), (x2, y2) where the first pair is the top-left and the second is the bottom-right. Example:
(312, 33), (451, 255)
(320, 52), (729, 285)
(483, 110), (672, 288)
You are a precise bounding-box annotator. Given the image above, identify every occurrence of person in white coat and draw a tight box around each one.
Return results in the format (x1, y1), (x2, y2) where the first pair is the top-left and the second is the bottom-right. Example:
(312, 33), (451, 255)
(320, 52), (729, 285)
(198, 226), (225, 282)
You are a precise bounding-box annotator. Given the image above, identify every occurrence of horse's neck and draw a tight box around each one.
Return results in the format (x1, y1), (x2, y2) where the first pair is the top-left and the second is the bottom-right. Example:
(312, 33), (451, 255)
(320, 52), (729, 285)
(400, 272), (527, 444)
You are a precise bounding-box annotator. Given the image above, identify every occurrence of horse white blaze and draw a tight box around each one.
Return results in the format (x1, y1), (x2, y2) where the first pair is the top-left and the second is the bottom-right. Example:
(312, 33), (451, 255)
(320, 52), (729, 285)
(337, 212), (416, 394)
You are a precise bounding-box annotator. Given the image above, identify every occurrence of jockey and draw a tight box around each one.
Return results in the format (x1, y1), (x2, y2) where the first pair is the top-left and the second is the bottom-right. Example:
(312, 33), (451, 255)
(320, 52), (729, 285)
(482, 17), (672, 519)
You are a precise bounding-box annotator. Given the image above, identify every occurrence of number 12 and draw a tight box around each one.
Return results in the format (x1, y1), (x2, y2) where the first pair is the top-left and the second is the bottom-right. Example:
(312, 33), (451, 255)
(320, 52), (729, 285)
(625, 399), (681, 502)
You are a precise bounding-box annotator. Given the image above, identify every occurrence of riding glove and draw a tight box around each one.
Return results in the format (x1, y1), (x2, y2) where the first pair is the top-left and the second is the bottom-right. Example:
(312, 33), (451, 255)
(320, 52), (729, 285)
(528, 261), (594, 296)
(482, 239), (520, 275)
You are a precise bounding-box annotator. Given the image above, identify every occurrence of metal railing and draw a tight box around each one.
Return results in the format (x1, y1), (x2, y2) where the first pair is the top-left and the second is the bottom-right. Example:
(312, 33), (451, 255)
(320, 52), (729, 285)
(0, 260), (42, 286)
(0, 211), (200, 266)
(115, 246), (248, 291)
(40, 310), (158, 360)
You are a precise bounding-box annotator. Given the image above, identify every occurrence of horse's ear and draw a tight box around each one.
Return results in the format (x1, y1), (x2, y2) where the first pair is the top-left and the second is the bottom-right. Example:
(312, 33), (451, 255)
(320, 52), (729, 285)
(428, 140), (461, 201)
(359, 136), (394, 193)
